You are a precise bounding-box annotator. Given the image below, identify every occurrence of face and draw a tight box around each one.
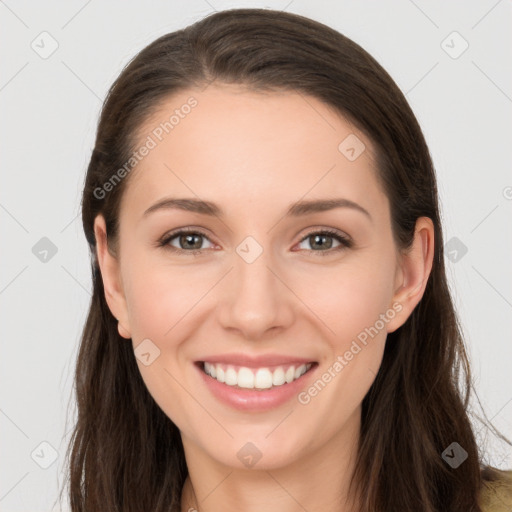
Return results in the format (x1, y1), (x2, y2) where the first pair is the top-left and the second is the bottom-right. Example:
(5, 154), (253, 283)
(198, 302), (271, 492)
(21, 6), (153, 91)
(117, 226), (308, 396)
(94, 83), (433, 472)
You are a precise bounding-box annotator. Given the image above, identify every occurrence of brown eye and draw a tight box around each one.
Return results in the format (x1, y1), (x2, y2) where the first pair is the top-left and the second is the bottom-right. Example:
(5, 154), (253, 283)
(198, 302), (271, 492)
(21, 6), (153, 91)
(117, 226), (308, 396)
(159, 229), (214, 254)
(296, 229), (352, 255)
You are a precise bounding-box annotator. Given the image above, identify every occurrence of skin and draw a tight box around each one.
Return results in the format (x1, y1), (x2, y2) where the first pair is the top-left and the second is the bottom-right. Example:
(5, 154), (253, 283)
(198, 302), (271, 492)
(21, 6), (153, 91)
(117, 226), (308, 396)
(94, 83), (434, 512)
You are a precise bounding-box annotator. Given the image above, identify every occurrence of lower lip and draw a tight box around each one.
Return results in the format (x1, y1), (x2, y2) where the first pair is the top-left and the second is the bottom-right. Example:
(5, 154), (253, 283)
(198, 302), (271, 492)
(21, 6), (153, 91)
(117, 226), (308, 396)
(195, 362), (318, 412)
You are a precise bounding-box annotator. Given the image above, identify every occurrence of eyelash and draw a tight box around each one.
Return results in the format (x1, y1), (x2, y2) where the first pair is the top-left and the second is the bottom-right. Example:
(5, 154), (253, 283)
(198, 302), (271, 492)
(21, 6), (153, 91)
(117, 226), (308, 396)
(157, 228), (353, 256)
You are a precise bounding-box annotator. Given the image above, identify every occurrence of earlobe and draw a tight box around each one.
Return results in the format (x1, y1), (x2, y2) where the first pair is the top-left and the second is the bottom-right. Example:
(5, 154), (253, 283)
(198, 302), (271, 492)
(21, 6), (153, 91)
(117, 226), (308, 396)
(386, 217), (435, 333)
(117, 322), (132, 339)
(93, 214), (132, 339)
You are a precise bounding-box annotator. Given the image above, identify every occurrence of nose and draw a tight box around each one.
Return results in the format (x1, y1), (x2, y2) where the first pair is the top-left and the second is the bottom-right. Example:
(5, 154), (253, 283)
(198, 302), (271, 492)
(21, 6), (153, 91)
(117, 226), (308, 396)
(217, 242), (295, 341)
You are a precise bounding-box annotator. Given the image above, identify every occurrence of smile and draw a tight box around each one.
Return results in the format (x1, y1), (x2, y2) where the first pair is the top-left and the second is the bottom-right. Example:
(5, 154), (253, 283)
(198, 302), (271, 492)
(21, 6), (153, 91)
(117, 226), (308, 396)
(201, 361), (314, 390)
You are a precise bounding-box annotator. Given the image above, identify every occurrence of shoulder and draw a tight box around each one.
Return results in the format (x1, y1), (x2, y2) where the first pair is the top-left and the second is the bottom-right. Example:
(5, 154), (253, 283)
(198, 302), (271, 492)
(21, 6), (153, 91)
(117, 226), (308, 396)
(479, 467), (512, 512)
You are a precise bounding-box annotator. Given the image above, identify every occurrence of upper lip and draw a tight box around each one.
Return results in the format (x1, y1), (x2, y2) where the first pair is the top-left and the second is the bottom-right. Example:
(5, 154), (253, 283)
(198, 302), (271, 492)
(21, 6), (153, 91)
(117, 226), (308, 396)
(197, 353), (317, 368)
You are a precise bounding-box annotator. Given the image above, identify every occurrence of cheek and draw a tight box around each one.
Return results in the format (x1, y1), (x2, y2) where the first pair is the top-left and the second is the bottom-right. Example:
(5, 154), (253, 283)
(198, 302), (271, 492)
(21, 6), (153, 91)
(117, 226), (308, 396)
(122, 261), (201, 428)
(123, 257), (212, 340)
(304, 261), (394, 346)
(294, 264), (393, 437)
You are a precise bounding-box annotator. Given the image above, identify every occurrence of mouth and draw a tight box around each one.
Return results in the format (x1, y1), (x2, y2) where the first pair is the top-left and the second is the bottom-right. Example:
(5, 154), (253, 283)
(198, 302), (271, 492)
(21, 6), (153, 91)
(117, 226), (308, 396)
(195, 360), (318, 391)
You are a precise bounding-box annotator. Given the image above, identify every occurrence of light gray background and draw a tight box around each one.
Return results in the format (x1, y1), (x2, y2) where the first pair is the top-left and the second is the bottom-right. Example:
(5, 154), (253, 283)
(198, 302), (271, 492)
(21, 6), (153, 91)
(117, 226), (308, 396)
(1, 1), (511, 510)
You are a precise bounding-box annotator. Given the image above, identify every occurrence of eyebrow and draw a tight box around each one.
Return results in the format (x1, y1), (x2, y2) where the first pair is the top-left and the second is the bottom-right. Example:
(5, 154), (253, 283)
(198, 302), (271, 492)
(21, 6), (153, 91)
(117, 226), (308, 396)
(142, 197), (372, 221)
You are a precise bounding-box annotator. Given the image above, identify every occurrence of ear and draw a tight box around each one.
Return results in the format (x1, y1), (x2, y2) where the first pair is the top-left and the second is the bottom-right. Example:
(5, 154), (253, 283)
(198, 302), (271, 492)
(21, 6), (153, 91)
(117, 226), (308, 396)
(93, 214), (132, 339)
(386, 216), (435, 334)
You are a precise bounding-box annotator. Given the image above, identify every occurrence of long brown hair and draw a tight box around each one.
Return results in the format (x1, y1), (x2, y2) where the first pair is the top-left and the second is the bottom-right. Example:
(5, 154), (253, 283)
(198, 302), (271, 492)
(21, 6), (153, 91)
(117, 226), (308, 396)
(60, 8), (509, 511)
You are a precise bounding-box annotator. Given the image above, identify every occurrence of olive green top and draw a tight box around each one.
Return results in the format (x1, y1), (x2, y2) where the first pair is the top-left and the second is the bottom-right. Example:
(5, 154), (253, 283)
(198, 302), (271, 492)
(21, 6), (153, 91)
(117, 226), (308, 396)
(479, 469), (512, 511)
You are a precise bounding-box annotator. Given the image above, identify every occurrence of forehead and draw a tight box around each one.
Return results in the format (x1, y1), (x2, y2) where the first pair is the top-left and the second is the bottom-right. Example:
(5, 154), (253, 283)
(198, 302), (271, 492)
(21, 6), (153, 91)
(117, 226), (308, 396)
(120, 84), (386, 222)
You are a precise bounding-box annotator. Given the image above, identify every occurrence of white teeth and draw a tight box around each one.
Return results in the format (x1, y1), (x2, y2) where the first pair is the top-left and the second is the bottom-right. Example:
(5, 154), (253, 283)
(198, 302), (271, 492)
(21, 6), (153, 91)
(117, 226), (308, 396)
(225, 367), (237, 386)
(285, 366), (295, 383)
(294, 365), (307, 379)
(254, 368), (273, 389)
(204, 362), (215, 378)
(237, 367), (255, 389)
(202, 362), (312, 389)
(272, 367), (285, 386)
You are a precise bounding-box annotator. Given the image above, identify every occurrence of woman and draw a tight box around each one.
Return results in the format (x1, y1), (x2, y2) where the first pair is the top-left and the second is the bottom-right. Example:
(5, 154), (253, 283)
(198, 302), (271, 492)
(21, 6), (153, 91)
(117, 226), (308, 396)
(63, 8), (511, 512)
